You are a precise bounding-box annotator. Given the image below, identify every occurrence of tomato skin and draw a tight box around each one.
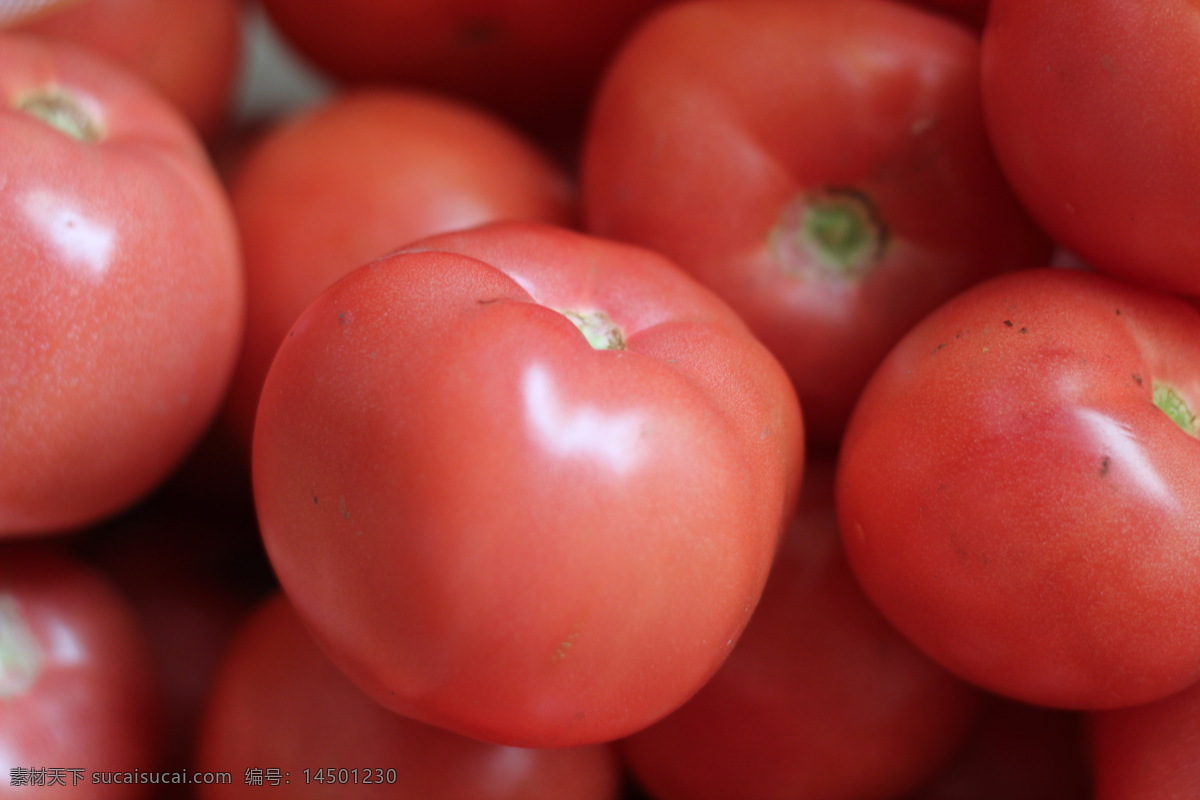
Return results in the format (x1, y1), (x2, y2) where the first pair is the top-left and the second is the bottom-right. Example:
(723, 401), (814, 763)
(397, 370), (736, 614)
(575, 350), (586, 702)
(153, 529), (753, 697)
(0, 545), (160, 800)
(583, 0), (1050, 446)
(621, 461), (979, 800)
(982, 0), (1200, 296)
(1091, 677), (1200, 799)
(837, 268), (1200, 710)
(13, 0), (243, 140)
(197, 593), (622, 800)
(0, 34), (243, 535)
(222, 88), (573, 450)
(253, 221), (803, 747)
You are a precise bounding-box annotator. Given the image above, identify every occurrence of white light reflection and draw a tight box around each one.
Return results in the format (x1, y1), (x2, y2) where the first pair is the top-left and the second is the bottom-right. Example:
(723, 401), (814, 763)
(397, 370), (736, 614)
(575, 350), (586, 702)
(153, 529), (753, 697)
(40, 616), (85, 666)
(522, 363), (645, 475)
(21, 188), (116, 277)
(1075, 407), (1177, 509)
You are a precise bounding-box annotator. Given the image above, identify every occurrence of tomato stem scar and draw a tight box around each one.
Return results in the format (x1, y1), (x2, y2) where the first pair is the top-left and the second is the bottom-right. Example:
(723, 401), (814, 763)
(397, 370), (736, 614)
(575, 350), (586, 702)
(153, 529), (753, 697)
(1153, 383), (1198, 437)
(770, 187), (887, 280)
(15, 88), (103, 142)
(0, 595), (41, 699)
(557, 309), (626, 351)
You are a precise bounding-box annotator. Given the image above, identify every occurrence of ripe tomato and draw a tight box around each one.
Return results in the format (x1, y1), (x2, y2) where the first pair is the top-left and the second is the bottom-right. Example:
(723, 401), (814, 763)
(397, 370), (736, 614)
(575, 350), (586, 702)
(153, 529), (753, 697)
(838, 268), (1200, 710)
(0, 34), (243, 536)
(222, 88), (573, 450)
(11, 0), (243, 140)
(253, 221), (803, 747)
(621, 461), (979, 800)
(1091, 676), (1200, 799)
(982, 0), (1200, 296)
(197, 593), (622, 800)
(583, 0), (1050, 446)
(0, 545), (159, 800)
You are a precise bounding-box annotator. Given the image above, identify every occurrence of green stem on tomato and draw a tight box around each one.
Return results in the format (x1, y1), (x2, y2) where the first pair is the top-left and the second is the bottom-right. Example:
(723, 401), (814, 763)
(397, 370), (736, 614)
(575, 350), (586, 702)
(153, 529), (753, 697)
(558, 309), (626, 351)
(1153, 382), (1199, 437)
(771, 187), (888, 281)
(16, 89), (103, 143)
(0, 595), (42, 699)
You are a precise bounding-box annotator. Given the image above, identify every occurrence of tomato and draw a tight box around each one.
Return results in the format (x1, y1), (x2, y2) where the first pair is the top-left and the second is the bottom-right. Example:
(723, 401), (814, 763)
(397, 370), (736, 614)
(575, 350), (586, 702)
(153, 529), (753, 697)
(1091, 676), (1200, 799)
(12, 0), (243, 140)
(197, 592), (622, 800)
(582, 0), (1050, 446)
(837, 268), (1200, 709)
(621, 461), (979, 800)
(982, 0), (1200, 296)
(221, 88), (573, 450)
(0, 34), (243, 536)
(258, 0), (671, 140)
(252, 220), (803, 747)
(0, 545), (159, 799)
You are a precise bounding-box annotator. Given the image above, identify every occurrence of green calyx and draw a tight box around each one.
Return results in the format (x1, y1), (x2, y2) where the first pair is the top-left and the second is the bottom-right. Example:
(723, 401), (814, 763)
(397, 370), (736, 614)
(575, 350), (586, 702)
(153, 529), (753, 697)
(1153, 382), (1198, 437)
(16, 89), (103, 142)
(0, 595), (41, 699)
(772, 187), (887, 280)
(559, 309), (626, 351)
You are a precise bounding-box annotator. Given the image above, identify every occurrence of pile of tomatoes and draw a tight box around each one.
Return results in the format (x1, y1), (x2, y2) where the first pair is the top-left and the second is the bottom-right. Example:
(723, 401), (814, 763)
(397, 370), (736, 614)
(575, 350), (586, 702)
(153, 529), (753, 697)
(3, 0), (1198, 798)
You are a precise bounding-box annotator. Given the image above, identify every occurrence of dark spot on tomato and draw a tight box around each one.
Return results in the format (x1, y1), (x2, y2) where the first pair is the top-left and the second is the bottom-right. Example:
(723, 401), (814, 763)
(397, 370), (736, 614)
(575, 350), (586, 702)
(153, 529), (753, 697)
(1019, 327), (1028, 334)
(932, 342), (948, 354)
(1115, 308), (1122, 315)
(478, 297), (502, 305)
(337, 311), (350, 325)
(1132, 373), (1144, 386)
(1100, 456), (1111, 476)
(1003, 319), (1014, 327)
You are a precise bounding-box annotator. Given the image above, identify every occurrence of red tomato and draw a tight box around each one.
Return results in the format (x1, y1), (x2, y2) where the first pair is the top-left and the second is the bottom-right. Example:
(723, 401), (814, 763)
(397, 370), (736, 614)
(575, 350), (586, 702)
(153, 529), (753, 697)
(222, 88), (573, 450)
(621, 461), (979, 800)
(837, 268), (1200, 710)
(0, 545), (159, 799)
(12, 0), (243, 140)
(1091, 677), (1200, 799)
(583, 0), (1050, 446)
(982, 0), (1200, 296)
(0, 34), (243, 536)
(258, 0), (671, 139)
(252, 221), (804, 747)
(197, 593), (622, 800)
